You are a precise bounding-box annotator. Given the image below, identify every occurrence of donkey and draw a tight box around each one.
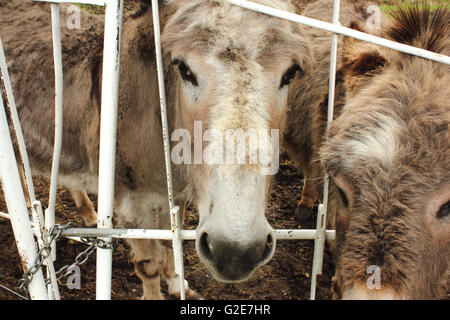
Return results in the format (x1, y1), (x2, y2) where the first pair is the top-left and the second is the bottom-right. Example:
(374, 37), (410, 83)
(1, 0), (370, 299)
(320, 4), (449, 299)
(284, 0), (378, 223)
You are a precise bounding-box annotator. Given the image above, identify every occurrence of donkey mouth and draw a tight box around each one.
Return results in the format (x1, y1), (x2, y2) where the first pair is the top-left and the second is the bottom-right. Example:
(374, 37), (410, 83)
(209, 264), (258, 283)
(197, 232), (276, 283)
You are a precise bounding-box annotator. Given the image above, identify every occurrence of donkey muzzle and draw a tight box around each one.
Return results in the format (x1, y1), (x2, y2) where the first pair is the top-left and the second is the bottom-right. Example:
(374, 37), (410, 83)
(197, 230), (275, 282)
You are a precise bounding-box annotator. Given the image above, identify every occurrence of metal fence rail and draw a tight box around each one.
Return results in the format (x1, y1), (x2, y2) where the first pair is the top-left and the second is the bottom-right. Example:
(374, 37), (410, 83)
(1, 0), (448, 301)
(229, 0), (450, 65)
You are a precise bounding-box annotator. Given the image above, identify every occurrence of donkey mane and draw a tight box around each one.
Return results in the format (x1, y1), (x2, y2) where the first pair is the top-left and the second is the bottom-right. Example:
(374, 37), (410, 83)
(386, 3), (450, 54)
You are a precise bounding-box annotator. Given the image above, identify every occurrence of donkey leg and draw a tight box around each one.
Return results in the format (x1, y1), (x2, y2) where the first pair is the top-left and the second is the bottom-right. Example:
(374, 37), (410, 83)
(295, 162), (322, 223)
(160, 245), (202, 300)
(295, 178), (317, 222)
(128, 238), (167, 300)
(69, 189), (97, 226)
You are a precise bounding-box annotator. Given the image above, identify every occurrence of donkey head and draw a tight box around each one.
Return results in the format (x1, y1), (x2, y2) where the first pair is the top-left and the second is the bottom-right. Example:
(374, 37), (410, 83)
(162, 0), (312, 282)
(321, 6), (450, 299)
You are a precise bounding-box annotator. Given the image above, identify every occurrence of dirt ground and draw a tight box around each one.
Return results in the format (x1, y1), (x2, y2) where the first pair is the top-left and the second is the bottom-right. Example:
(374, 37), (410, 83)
(0, 155), (334, 300)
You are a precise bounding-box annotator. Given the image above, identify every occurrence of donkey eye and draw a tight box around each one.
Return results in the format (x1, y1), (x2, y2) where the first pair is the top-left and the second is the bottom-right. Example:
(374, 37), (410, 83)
(436, 201), (450, 219)
(280, 64), (302, 88)
(175, 60), (198, 86)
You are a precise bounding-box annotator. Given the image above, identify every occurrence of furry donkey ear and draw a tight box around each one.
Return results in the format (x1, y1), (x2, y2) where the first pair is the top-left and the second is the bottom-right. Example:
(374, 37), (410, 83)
(341, 21), (387, 96)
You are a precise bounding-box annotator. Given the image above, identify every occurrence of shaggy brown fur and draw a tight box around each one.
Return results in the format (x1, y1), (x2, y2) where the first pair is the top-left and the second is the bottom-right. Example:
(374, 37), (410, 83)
(321, 3), (450, 299)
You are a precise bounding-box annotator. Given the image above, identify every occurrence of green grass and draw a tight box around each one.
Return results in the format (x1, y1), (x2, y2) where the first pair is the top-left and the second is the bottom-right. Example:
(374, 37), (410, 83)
(74, 3), (105, 15)
(74, 1), (139, 15)
(377, 0), (449, 14)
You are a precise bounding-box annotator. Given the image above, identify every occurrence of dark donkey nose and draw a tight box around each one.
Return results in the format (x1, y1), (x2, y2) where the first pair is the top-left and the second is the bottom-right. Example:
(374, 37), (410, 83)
(198, 232), (275, 282)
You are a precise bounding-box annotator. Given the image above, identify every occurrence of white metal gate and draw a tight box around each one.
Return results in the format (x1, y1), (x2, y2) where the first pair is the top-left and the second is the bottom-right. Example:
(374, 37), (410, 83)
(0, 0), (449, 300)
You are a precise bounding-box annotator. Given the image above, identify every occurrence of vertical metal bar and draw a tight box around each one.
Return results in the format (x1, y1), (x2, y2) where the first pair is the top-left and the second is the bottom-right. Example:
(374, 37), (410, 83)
(0, 85), (48, 300)
(151, 0), (186, 300)
(46, 2), (64, 267)
(44, 2), (64, 300)
(96, 0), (124, 300)
(0, 36), (60, 300)
(310, 0), (340, 301)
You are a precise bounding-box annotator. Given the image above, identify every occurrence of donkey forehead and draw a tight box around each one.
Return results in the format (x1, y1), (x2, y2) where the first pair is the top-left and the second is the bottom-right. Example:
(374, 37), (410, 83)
(163, 0), (308, 63)
(325, 129), (449, 204)
(323, 111), (403, 173)
(324, 85), (449, 176)
(165, 0), (294, 29)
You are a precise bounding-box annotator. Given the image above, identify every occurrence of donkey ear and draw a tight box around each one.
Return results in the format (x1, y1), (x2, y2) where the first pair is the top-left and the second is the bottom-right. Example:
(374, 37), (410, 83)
(341, 21), (387, 95)
(343, 49), (386, 77)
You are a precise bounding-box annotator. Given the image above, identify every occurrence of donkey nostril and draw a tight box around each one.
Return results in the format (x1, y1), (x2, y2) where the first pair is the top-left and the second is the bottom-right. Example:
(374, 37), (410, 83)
(199, 232), (214, 261)
(266, 234), (273, 248)
(261, 233), (275, 262)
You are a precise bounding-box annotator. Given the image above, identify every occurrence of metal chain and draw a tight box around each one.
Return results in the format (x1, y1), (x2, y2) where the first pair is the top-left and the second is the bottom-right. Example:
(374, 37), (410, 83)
(17, 222), (114, 298)
(17, 222), (74, 296)
(50, 236), (114, 285)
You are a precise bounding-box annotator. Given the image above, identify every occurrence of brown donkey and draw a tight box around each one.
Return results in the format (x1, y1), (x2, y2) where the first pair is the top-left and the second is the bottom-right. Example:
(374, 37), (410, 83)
(321, 4), (449, 299)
